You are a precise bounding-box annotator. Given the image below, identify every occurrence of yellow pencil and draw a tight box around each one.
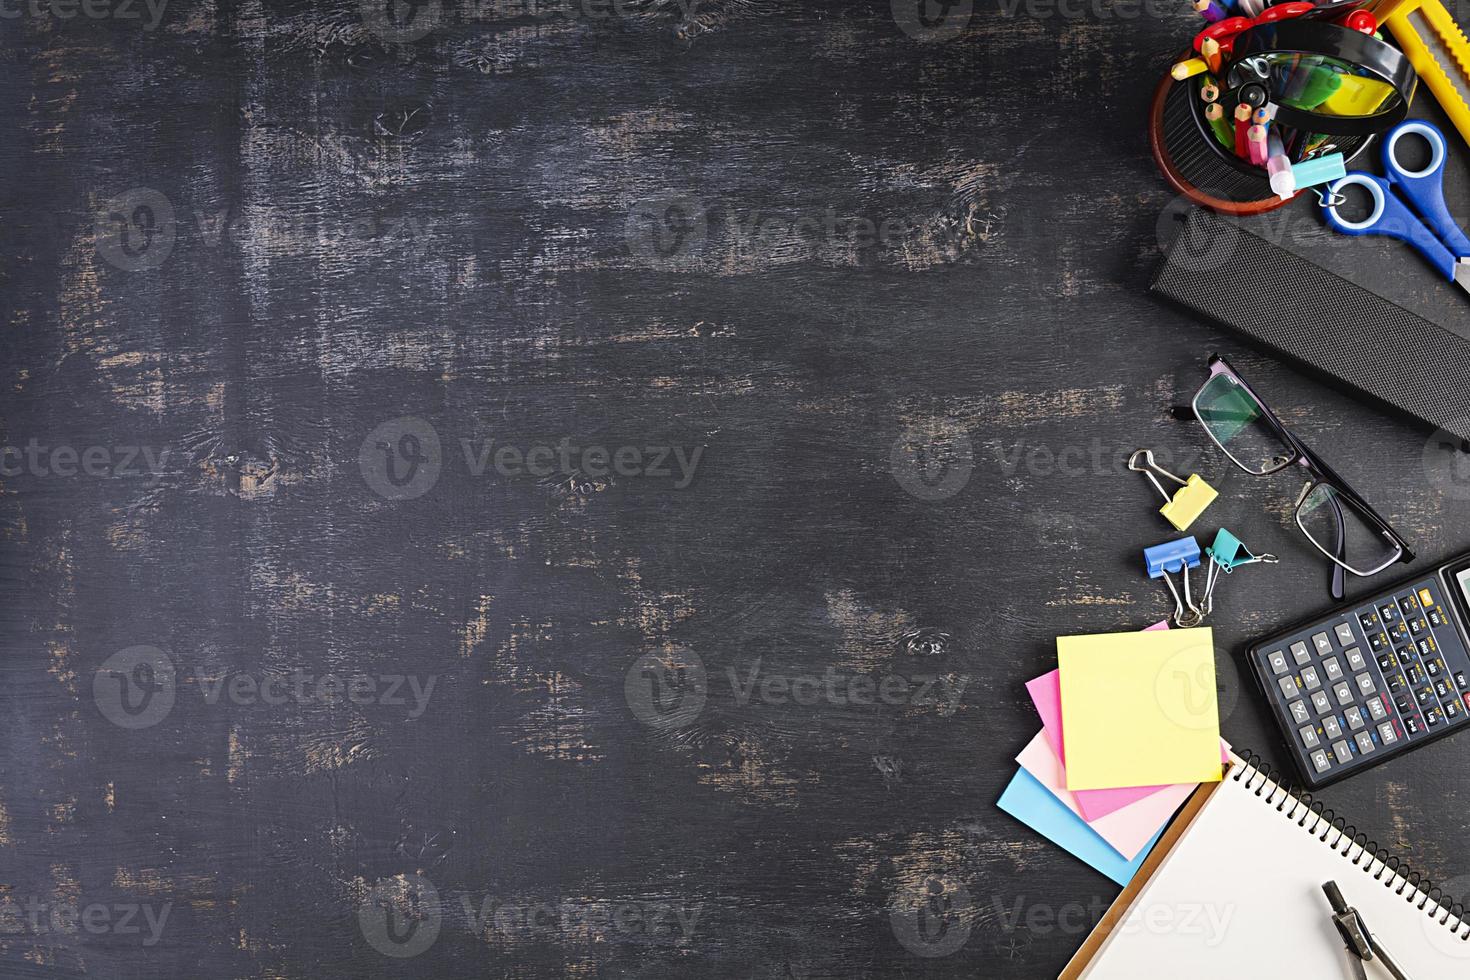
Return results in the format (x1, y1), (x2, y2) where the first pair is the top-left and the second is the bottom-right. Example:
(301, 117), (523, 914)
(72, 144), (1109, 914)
(1172, 57), (1209, 80)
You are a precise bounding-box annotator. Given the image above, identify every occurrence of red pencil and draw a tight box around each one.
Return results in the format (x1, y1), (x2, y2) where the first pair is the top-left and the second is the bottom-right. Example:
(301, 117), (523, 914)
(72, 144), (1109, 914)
(1234, 103), (1253, 159)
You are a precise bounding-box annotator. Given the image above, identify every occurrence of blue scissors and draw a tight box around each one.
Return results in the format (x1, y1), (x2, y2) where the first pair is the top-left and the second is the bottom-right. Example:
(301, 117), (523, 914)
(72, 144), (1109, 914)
(1322, 119), (1470, 297)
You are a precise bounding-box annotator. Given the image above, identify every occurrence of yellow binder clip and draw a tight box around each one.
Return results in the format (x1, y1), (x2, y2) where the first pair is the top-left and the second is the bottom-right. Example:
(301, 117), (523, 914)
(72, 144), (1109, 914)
(1128, 449), (1218, 532)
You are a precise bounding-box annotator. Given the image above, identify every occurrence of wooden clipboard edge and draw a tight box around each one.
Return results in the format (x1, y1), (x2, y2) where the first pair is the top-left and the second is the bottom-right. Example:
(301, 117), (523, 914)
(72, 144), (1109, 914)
(1057, 761), (1235, 980)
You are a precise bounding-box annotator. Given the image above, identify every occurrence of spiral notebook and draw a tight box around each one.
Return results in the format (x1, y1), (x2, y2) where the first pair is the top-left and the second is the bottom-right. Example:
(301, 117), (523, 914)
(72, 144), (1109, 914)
(1062, 753), (1470, 978)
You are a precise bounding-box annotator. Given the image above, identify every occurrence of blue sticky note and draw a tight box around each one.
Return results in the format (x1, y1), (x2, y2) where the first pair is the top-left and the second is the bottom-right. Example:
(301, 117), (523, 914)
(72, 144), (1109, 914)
(997, 767), (1167, 886)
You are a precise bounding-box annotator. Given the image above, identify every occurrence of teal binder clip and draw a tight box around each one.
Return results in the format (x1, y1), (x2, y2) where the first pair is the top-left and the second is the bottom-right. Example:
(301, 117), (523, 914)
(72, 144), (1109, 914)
(1201, 528), (1278, 615)
(1144, 536), (1204, 628)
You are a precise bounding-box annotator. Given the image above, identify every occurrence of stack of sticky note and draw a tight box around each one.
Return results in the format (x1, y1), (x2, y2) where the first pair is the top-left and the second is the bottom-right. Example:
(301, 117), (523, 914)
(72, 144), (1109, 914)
(998, 624), (1227, 885)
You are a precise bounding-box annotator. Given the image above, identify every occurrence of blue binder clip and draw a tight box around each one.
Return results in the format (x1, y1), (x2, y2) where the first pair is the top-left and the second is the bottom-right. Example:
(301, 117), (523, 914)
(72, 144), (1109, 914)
(1144, 536), (1204, 628)
(1201, 528), (1278, 615)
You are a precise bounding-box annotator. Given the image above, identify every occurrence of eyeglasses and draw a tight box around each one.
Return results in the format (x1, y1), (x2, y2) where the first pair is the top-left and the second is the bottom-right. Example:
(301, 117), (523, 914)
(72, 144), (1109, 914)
(1186, 355), (1413, 600)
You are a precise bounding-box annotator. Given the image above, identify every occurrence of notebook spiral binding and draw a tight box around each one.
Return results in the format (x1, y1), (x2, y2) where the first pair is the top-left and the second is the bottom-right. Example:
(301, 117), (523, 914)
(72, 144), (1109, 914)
(1233, 750), (1470, 941)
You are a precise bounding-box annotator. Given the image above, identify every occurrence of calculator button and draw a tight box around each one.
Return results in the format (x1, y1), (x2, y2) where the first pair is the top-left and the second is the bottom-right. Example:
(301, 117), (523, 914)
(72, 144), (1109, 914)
(1367, 697), (1387, 721)
(1405, 663), (1425, 686)
(1333, 681), (1355, 706)
(1399, 594), (1420, 615)
(1378, 652), (1397, 672)
(1379, 602), (1399, 622)
(1405, 713), (1423, 736)
(1417, 637), (1437, 658)
(1311, 691), (1333, 715)
(1457, 672), (1469, 691)
(1300, 666), (1322, 691)
(1395, 694), (1415, 714)
(1426, 658), (1445, 678)
(1435, 679), (1453, 700)
(1429, 607), (1449, 629)
(1409, 617), (1426, 636)
(1418, 587), (1435, 607)
(1291, 641), (1312, 666)
(1417, 686), (1436, 706)
(1323, 657), (1343, 681)
(1388, 672), (1408, 693)
(1345, 647), (1367, 672)
(1426, 707), (1444, 728)
(1446, 698), (1462, 720)
(1359, 611), (1380, 631)
(1279, 675), (1301, 699)
(1334, 622), (1356, 647)
(1313, 632), (1334, 655)
(1355, 731), (1375, 755)
(1389, 622), (1409, 643)
(1266, 650), (1289, 675)
(1355, 673), (1376, 697)
(1300, 725), (1320, 749)
(1369, 632), (1389, 653)
(1323, 715), (1343, 739)
(1397, 646), (1417, 667)
(1290, 700), (1311, 724)
(1332, 740), (1354, 765)
(1311, 748), (1331, 773)
(1345, 705), (1365, 730)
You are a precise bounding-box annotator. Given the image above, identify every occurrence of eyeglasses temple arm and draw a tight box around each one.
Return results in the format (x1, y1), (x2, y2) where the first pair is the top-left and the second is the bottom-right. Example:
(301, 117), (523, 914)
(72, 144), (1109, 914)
(1329, 494), (1347, 602)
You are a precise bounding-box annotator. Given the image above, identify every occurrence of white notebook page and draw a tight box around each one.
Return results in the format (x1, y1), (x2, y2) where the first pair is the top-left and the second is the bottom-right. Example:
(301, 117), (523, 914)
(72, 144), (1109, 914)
(1081, 757), (1470, 978)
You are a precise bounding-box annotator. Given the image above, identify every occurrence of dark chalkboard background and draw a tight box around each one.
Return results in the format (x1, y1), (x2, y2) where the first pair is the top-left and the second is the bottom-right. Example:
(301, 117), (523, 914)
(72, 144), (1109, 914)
(4, 1), (1470, 977)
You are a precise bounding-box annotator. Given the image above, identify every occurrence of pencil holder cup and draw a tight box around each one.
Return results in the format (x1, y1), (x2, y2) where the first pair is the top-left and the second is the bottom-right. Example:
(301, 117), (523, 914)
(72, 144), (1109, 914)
(1151, 20), (1418, 214)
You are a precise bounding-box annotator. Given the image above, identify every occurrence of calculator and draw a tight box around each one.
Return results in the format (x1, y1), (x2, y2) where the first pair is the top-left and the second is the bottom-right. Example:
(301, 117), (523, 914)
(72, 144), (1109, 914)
(1246, 552), (1470, 788)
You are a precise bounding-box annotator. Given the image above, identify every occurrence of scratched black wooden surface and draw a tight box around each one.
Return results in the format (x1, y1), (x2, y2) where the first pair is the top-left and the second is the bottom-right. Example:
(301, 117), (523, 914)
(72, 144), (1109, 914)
(5, 1), (1470, 977)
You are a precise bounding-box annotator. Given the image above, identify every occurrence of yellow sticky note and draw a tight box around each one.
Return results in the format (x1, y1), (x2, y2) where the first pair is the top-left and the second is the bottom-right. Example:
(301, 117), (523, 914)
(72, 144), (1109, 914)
(1058, 627), (1223, 791)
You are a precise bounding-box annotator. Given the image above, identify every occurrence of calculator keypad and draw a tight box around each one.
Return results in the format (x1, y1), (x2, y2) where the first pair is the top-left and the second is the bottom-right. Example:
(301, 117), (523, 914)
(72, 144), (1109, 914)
(1254, 576), (1470, 785)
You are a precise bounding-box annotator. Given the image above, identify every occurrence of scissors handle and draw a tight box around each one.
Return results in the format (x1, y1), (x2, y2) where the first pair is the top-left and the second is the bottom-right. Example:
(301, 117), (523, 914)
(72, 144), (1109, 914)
(1323, 173), (1461, 282)
(1382, 120), (1470, 260)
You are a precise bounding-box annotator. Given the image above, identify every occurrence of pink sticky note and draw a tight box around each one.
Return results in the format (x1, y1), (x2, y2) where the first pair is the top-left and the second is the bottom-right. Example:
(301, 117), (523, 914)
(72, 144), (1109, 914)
(1015, 731), (1194, 861)
(1025, 619), (1228, 821)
